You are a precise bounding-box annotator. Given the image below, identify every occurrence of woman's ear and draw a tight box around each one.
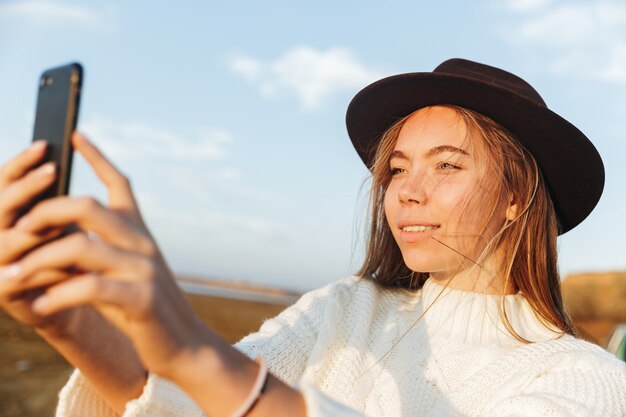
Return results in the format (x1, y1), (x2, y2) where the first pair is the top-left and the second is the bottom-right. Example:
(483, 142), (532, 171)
(505, 195), (519, 221)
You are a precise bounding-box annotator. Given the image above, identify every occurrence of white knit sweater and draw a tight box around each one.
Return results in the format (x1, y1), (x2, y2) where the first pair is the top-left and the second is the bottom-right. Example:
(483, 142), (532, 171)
(56, 276), (626, 417)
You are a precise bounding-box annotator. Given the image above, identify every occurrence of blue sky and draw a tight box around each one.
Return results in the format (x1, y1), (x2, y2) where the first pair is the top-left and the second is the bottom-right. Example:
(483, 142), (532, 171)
(1, 0), (625, 291)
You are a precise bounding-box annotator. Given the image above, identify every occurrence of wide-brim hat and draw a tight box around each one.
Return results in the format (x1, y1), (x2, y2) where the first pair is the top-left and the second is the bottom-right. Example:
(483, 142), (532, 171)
(346, 58), (604, 234)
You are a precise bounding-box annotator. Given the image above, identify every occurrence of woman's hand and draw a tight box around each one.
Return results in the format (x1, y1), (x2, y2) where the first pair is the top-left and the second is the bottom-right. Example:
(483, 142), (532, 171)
(2, 133), (207, 380)
(0, 135), (149, 412)
(0, 140), (75, 330)
(1, 134), (308, 417)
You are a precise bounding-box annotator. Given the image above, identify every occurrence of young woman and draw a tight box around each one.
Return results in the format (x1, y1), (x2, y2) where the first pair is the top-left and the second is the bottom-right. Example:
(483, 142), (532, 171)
(0, 59), (624, 417)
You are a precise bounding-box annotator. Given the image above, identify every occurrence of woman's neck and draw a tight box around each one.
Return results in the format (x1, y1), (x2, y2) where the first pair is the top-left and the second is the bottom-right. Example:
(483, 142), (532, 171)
(427, 253), (516, 295)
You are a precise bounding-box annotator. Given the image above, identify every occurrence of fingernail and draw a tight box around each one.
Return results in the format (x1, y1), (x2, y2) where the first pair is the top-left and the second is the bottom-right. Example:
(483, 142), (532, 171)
(73, 132), (86, 143)
(0, 263), (21, 281)
(31, 140), (47, 152)
(32, 296), (48, 313)
(36, 163), (56, 176)
(15, 215), (30, 229)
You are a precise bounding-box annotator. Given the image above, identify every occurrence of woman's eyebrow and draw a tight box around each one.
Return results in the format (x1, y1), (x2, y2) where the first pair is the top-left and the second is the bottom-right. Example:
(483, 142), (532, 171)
(390, 150), (409, 160)
(424, 145), (470, 158)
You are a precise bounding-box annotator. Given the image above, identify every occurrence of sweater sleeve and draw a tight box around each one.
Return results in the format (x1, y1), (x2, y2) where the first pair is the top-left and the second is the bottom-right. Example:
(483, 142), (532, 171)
(56, 277), (366, 417)
(56, 368), (120, 417)
(298, 382), (369, 417)
(482, 346), (626, 417)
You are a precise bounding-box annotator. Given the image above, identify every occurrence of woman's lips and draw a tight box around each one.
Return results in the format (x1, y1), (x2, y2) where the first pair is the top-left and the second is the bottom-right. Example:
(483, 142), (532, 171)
(398, 224), (440, 242)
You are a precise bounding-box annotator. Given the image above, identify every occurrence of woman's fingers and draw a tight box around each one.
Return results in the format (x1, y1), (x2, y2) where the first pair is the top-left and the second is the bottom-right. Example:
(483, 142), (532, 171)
(0, 141), (48, 188)
(0, 162), (57, 228)
(32, 273), (144, 317)
(15, 196), (155, 255)
(0, 226), (63, 264)
(2, 232), (154, 291)
(72, 133), (142, 219)
(0, 269), (71, 300)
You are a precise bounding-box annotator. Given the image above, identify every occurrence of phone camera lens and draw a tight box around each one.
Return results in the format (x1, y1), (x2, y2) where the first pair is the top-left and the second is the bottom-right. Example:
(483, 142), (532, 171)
(40, 76), (53, 88)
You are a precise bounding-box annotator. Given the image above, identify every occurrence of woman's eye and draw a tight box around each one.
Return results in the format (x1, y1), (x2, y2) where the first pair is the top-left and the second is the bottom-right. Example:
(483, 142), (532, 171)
(390, 167), (405, 175)
(437, 162), (460, 170)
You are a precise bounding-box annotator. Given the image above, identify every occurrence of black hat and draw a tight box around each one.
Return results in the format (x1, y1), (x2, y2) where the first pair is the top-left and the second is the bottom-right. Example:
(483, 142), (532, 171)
(346, 58), (604, 234)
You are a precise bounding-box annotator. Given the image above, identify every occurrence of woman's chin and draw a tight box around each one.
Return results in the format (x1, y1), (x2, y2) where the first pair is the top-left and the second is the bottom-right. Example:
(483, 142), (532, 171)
(401, 257), (437, 275)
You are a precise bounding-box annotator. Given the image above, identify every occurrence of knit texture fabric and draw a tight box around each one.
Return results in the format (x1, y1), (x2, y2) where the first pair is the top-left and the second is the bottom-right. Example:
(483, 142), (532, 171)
(56, 276), (626, 417)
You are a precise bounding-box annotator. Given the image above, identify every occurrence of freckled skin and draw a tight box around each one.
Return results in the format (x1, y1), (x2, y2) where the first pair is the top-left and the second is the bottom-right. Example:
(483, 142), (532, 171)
(384, 107), (509, 292)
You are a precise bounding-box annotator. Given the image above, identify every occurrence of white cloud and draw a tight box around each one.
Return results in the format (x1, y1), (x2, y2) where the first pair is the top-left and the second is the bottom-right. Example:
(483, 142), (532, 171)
(516, 6), (594, 44)
(598, 42), (626, 83)
(166, 167), (276, 206)
(231, 56), (263, 82)
(139, 191), (296, 243)
(76, 115), (286, 214)
(501, 0), (626, 83)
(0, 0), (106, 28)
(513, 1), (625, 45)
(81, 115), (232, 163)
(230, 46), (382, 110)
(504, 0), (553, 12)
(72, 117), (295, 246)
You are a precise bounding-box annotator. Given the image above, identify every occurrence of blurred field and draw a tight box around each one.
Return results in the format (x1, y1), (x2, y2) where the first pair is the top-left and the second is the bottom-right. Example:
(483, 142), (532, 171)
(0, 310), (72, 417)
(0, 279), (297, 417)
(1, 272), (624, 417)
(562, 271), (626, 346)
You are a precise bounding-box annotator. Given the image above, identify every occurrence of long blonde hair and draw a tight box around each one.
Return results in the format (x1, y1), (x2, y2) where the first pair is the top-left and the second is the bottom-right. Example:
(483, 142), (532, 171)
(357, 105), (574, 340)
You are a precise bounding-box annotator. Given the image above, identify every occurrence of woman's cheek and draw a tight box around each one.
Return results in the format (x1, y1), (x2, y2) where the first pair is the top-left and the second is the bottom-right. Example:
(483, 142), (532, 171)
(383, 187), (398, 221)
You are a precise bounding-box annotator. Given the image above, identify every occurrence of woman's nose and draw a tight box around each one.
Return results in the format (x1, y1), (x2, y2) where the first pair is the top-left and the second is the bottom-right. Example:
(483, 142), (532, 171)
(398, 173), (428, 205)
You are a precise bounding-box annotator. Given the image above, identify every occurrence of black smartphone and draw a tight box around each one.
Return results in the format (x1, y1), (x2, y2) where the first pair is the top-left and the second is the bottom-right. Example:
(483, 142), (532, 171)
(31, 62), (83, 202)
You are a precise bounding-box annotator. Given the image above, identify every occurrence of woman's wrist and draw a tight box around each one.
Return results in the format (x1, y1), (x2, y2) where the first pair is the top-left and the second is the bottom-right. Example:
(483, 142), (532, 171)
(162, 324), (306, 417)
(160, 323), (264, 416)
(162, 321), (246, 388)
(34, 306), (87, 341)
(36, 306), (148, 413)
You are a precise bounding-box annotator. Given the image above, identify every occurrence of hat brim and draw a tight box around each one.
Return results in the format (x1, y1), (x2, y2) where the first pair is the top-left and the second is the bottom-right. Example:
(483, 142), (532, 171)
(346, 72), (605, 234)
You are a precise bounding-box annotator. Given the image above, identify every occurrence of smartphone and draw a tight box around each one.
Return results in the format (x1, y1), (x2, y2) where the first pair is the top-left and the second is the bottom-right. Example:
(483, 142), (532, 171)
(31, 62), (83, 202)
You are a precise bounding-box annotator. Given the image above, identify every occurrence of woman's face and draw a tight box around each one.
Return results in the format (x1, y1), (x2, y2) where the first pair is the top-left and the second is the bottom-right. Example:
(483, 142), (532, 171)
(384, 106), (509, 288)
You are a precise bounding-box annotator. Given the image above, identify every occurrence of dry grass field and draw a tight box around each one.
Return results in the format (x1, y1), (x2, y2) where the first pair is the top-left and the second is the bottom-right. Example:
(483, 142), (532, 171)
(1, 271), (624, 417)
(0, 284), (294, 417)
(0, 310), (73, 417)
(562, 271), (626, 346)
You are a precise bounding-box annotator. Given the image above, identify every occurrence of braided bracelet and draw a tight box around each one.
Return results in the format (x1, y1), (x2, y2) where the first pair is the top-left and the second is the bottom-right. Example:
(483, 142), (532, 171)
(230, 356), (269, 417)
